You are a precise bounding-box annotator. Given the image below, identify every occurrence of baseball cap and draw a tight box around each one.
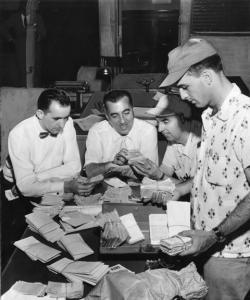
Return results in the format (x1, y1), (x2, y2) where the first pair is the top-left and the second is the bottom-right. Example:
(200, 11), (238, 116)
(146, 94), (191, 118)
(159, 38), (217, 87)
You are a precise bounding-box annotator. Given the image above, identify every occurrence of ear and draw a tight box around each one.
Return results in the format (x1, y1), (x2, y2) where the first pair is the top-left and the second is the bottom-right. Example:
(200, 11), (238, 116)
(103, 107), (109, 120)
(201, 70), (213, 86)
(36, 109), (45, 120)
(179, 113), (185, 124)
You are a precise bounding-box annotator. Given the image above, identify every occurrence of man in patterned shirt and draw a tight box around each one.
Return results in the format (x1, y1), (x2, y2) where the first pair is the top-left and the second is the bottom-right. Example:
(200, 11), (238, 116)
(159, 38), (250, 300)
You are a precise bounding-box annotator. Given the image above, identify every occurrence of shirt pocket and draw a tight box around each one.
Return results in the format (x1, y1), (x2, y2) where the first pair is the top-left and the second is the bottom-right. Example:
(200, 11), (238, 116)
(205, 156), (227, 186)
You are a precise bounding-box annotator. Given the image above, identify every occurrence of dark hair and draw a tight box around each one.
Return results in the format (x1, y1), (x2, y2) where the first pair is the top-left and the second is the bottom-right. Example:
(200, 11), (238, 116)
(37, 89), (71, 113)
(103, 90), (133, 109)
(188, 54), (223, 77)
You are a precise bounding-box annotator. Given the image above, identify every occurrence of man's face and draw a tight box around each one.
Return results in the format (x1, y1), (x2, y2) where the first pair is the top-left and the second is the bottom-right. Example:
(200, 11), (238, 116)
(177, 72), (210, 108)
(105, 96), (134, 136)
(39, 101), (71, 135)
(157, 115), (183, 143)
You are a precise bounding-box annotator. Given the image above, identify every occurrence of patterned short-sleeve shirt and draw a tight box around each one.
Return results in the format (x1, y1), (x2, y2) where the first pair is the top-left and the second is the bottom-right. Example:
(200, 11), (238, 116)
(191, 84), (250, 258)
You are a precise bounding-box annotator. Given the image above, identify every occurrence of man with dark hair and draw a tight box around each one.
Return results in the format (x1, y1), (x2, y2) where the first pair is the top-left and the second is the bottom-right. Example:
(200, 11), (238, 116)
(159, 38), (250, 299)
(1, 88), (97, 268)
(85, 89), (158, 180)
(131, 94), (201, 203)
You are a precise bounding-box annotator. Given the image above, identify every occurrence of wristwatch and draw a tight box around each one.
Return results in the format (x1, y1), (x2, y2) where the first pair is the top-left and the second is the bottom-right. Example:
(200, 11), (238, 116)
(212, 226), (226, 243)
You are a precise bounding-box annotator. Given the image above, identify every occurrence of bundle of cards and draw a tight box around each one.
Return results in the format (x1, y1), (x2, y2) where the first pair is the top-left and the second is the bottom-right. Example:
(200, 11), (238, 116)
(14, 236), (61, 262)
(141, 177), (175, 200)
(47, 258), (109, 286)
(120, 213), (145, 244)
(160, 235), (192, 256)
(57, 233), (94, 260)
(96, 210), (130, 248)
(46, 282), (83, 299)
(25, 211), (65, 242)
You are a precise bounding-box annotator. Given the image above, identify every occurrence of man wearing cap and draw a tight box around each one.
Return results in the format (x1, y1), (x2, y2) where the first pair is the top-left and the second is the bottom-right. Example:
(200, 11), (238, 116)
(130, 93), (201, 203)
(159, 38), (250, 300)
(85, 89), (158, 181)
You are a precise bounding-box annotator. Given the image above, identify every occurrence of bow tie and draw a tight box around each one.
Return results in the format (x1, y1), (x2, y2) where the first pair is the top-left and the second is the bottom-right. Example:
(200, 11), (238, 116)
(39, 132), (50, 139)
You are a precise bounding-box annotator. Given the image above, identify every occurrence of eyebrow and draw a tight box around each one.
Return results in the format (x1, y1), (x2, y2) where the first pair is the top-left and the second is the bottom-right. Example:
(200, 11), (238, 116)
(156, 117), (168, 122)
(110, 108), (131, 116)
(53, 115), (70, 120)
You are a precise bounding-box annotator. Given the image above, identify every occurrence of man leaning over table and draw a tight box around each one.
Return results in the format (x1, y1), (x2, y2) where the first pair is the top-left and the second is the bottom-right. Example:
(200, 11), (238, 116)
(85, 89), (158, 181)
(159, 38), (250, 300)
(1, 88), (98, 269)
(130, 93), (201, 204)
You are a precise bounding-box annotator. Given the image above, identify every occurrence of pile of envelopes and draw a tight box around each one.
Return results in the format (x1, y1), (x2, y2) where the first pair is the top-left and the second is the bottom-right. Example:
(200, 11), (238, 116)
(14, 236), (61, 263)
(160, 235), (192, 256)
(25, 211), (65, 242)
(47, 258), (109, 286)
(46, 281), (83, 299)
(57, 233), (94, 260)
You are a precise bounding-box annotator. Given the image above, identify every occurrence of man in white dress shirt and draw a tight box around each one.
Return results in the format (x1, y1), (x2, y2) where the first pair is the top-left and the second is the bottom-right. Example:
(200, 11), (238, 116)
(85, 90), (158, 180)
(1, 89), (97, 268)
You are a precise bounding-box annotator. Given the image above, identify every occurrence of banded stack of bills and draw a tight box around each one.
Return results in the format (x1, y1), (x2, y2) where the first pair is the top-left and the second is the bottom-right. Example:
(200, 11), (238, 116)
(14, 236), (61, 262)
(160, 235), (192, 256)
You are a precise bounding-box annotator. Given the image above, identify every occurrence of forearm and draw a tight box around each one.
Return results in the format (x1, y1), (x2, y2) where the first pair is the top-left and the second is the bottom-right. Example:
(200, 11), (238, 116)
(218, 191), (250, 236)
(175, 177), (193, 196)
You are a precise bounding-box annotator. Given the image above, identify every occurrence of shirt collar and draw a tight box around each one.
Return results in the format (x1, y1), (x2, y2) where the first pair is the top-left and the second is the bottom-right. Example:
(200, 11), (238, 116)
(109, 120), (134, 142)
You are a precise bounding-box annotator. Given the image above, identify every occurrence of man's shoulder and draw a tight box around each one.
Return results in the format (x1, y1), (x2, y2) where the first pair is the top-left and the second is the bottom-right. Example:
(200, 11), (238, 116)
(10, 115), (35, 133)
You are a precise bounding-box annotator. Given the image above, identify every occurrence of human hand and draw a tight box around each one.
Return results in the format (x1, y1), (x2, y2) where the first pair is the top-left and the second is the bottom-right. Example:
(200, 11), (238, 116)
(129, 158), (163, 180)
(118, 165), (142, 180)
(113, 148), (129, 166)
(178, 230), (217, 257)
(142, 191), (172, 206)
(64, 176), (97, 196)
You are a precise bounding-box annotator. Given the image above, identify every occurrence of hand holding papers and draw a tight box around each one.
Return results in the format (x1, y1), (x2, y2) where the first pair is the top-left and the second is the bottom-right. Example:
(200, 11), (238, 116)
(25, 211), (65, 242)
(14, 236), (61, 262)
(57, 233), (94, 260)
(160, 235), (192, 256)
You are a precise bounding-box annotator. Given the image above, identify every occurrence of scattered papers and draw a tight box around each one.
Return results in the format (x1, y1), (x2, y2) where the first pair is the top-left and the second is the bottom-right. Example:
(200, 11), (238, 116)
(7, 281), (47, 296)
(48, 258), (109, 286)
(149, 214), (168, 245)
(46, 282), (83, 299)
(74, 114), (105, 131)
(25, 211), (65, 242)
(141, 177), (174, 200)
(160, 235), (192, 256)
(101, 185), (132, 203)
(167, 202), (191, 237)
(57, 233), (94, 260)
(103, 177), (127, 188)
(120, 213), (145, 244)
(60, 210), (95, 227)
(31, 202), (62, 218)
(74, 193), (102, 206)
(14, 236), (61, 262)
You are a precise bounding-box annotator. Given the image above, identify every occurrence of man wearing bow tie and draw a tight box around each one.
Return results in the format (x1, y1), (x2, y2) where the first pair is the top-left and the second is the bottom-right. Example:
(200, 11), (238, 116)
(1, 89), (97, 268)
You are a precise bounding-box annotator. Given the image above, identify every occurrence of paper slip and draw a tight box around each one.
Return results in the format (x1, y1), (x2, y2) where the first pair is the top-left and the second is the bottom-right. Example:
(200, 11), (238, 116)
(40, 194), (64, 206)
(5, 189), (19, 201)
(153, 91), (165, 101)
(61, 205), (102, 216)
(46, 282), (83, 299)
(167, 202), (190, 237)
(109, 264), (134, 274)
(149, 214), (168, 245)
(59, 220), (98, 234)
(57, 233), (94, 260)
(120, 213), (145, 244)
(73, 114), (105, 131)
(14, 236), (61, 262)
(60, 211), (95, 227)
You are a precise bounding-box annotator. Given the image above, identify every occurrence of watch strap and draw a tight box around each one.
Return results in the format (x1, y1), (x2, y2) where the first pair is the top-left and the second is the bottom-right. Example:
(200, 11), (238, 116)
(212, 226), (226, 242)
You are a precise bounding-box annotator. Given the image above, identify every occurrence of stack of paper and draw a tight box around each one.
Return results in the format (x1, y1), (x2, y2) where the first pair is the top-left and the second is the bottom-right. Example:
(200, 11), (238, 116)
(25, 211), (65, 242)
(14, 236), (61, 262)
(160, 235), (192, 256)
(100, 185), (132, 203)
(96, 210), (130, 248)
(167, 202), (191, 237)
(120, 213), (145, 244)
(141, 177), (174, 200)
(8, 281), (47, 296)
(46, 282), (83, 299)
(48, 258), (109, 286)
(57, 233), (94, 260)
(149, 214), (168, 245)
(40, 194), (65, 206)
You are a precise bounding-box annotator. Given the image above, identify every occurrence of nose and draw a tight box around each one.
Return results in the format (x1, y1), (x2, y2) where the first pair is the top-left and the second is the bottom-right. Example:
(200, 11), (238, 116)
(119, 115), (126, 125)
(179, 88), (187, 100)
(59, 119), (66, 129)
(158, 122), (164, 132)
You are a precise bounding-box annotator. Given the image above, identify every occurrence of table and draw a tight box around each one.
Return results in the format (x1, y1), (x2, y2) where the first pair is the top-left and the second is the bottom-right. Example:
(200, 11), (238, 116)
(1, 184), (175, 297)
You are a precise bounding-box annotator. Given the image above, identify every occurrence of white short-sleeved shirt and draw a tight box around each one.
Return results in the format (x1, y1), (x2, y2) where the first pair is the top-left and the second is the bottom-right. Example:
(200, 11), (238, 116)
(3, 115), (81, 197)
(192, 84), (250, 258)
(85, 118), (158, 165)
(161, 120), (201, 181)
